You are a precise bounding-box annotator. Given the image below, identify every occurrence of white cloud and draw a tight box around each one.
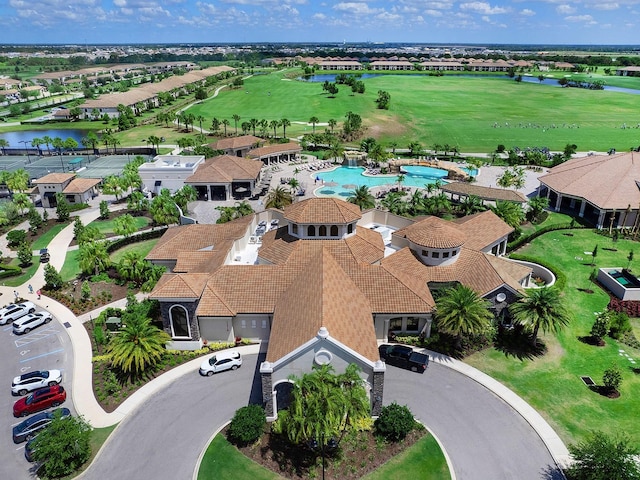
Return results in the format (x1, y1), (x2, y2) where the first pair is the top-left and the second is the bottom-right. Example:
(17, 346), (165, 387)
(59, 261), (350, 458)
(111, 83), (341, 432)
(556, 4), (576, 14)
(520, 8), (535, 15)
(424, 9), (444, 16)
(312, 12), (326, 19)
(593, 3), (619, 10)
(565, 14), (597, 23)
(459, 2), (508, 15)
(333, 2), (380, 15)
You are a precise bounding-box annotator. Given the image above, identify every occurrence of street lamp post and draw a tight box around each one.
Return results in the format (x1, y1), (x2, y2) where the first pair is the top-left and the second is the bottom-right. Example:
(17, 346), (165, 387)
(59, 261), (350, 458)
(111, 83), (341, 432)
(19, 140), (31, 163)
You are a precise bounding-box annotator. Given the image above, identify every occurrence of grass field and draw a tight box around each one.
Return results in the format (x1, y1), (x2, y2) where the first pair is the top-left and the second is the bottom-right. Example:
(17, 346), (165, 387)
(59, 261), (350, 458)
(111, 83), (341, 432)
(185, 70), (640, 152)
(87, 216), (150, 236)
(109, 238), (158, 263)
(466, 228), (640, 448)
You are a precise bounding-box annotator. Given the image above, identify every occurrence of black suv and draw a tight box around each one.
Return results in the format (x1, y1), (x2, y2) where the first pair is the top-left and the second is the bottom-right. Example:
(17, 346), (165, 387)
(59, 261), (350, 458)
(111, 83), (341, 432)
(378, 344), (429, 373)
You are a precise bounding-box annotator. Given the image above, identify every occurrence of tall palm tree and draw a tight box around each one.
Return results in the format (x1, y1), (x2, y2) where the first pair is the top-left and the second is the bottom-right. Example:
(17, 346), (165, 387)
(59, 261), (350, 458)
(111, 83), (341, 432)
(347, 186), (375, 210)
(328, 118), (337, 134)
(0, 139), (8, 155)
(221, 118), (230, 136)
(108, 316), (170, 375)
(232, 114), (241, 135)
(249, 118), (258, 136)
(509, 287), (571, 347)
(269, 119), (279, 138)
(309, 116), (319, 133)
(458, 195), (486, 216)
(281, 118), (291, 138)
(117, 251), (148, 286)
(491, 200), (525, 229)
(436, 284), (494, 350)
(196, 115), (205, 133)
(265, 186), (293, 209)
(31, 137), (43, 155)
(78, 242), (110, 276)
(42, 135), (52, 155)
(327, 141), (344, 163)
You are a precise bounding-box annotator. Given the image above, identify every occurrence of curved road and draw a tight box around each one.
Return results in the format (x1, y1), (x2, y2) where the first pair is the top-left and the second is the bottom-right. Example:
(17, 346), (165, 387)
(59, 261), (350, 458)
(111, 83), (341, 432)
(80, 354), (562, 480)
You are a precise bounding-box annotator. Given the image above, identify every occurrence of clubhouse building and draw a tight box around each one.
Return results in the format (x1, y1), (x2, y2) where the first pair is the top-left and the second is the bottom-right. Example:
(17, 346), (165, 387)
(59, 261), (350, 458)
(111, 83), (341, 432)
(146, 198), (531, 418)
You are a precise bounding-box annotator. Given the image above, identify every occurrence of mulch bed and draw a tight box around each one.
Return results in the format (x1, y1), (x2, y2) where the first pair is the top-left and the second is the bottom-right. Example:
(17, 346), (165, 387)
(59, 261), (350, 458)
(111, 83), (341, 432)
(234, 425), (425, 479)
(44, 279), (130, 316)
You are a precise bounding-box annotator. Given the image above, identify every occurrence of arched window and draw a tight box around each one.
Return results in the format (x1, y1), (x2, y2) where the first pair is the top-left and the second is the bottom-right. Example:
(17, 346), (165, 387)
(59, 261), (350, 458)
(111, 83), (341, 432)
(308, 225), (316, 237)
(330, 225), (339, 236)
(169, 305), (191, 339)
(319, 225), (327, 236)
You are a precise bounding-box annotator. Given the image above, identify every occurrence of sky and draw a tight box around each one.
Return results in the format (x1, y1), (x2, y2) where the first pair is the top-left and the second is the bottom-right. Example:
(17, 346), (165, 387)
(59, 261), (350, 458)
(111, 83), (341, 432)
(0, 0), (639, 46)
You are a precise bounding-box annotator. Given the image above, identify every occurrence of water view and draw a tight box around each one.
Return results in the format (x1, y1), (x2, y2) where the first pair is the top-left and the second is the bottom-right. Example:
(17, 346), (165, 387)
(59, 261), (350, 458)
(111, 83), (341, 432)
(0, 129), (92, 146)
(314, 166), (449, 198)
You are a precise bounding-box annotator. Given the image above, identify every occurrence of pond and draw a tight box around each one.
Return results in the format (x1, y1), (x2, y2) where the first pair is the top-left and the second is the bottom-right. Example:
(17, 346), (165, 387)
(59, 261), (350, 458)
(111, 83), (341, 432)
(299, 73), (640, 95)
(0, 129), (93, 146)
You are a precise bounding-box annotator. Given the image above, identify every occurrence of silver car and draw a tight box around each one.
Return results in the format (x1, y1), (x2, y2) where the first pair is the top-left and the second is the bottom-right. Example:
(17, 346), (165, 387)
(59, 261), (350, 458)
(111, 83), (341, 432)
(13, 311), (52, 335)
(0, 301), (36, 325)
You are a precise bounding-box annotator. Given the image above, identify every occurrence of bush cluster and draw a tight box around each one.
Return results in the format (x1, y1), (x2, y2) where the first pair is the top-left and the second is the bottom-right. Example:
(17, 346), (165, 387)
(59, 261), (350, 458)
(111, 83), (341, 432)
(374, 402), (416, 442)
(228, 404), (265, 445)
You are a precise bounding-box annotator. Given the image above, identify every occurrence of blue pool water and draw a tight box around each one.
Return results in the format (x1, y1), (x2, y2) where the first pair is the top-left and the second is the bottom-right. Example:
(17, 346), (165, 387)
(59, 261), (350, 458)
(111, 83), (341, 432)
(402, 165), (479, 178)
(315, 166), (449, 198)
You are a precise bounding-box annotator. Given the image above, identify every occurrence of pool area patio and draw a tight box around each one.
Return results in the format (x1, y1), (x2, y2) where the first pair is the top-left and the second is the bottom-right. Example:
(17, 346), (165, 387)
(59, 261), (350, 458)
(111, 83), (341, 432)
(597, 267), (640, 300)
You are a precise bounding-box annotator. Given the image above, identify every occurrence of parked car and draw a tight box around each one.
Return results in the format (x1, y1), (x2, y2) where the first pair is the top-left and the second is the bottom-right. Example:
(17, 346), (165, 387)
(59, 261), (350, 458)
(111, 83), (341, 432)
(12, 370), (62, 396)
(13, 385), (66, 417)
(0, 301), (36, 325)
(199, 350), (242, 376)
(378, 344), (429, 373)
(24, 438), (36, 462)
(12, 408), (70, 443)
(13, 311), (53, 334)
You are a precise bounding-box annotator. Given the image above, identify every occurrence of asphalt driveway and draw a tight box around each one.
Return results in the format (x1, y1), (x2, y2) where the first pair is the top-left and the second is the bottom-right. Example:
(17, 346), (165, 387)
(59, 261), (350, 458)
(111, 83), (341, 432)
(81, 354), (562, 480)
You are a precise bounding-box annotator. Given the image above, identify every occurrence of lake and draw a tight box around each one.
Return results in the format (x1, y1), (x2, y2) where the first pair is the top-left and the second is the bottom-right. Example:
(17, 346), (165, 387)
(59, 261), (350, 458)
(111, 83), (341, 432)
(299, 73), (640, 95)
(0, 129), (92, 146)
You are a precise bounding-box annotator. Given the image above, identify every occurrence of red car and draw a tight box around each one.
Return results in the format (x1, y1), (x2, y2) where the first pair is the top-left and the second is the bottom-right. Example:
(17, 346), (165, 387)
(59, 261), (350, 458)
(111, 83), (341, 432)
(13, 385), (66, 417)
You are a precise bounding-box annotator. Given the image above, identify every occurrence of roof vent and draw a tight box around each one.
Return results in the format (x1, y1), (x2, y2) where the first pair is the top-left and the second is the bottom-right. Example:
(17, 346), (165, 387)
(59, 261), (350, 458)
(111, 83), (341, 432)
(317, 326), (329, 338)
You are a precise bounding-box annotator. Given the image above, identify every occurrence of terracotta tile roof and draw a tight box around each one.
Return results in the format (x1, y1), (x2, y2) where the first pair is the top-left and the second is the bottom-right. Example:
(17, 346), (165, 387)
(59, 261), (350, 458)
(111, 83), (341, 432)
(283, 198), (362, 224)
(146, 217), (252, 262)
(258, 226), (384, 268)
(248, 142), (302, 158)
(62, 177), (101, 194)
(266, 249), (378, 362)
(185, 155), (263, 184)
(196, 284), (236, 317)
(395, 216), (467, 249)
(33, 172), (75, 185)
(381, 247), (529, 297)
(453, 210), (513, 251)
(173, 247), (231, 274)
(538, 152), (640, 210)
(211, 135), (263, 151)
(150, 273), (209, 299)
(441, 182), (528, 203)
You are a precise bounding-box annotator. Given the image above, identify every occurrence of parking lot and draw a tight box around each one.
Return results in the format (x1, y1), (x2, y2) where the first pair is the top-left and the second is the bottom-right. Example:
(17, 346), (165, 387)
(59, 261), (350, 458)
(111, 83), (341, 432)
(0, 305), (73, 479)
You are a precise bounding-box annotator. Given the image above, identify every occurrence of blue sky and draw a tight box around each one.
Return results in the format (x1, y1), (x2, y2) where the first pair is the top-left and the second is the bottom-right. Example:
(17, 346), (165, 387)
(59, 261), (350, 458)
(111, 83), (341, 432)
(1, 0), (638, 45)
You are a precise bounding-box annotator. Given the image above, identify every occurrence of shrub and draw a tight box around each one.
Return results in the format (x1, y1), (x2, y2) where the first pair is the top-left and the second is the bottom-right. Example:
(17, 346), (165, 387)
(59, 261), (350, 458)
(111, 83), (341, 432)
(609, 311), (632, 339)
(603, 364), (622, 393)
(99, 200), (109, 219)
(374, 402), (416, 442)
(590, 312), (610, 341)
(7, 229), (27, 247)
(228, 404), (266, 445)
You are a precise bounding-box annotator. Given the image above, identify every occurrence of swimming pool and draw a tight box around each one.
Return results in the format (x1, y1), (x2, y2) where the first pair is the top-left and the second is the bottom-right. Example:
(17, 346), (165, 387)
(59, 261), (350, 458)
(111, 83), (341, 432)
(402, 165), (479, 178)
(315, 166), (448, 198)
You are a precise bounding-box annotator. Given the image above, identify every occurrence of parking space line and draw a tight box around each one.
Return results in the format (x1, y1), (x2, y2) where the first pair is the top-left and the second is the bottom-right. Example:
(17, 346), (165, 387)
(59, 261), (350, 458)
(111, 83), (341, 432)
(19, 348), (64, 363)
(14, 328), (60, 347)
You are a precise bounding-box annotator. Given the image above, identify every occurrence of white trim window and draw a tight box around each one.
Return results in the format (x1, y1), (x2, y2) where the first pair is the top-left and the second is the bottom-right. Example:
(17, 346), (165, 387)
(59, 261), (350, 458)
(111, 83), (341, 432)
(169, 305), (191, 339)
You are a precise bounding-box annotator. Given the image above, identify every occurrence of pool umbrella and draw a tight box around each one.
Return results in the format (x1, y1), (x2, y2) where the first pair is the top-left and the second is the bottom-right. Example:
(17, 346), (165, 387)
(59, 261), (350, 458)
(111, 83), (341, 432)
(235, 187), (248, 193)
(324, 180), (338, 187)
(342, 183), (358, 190)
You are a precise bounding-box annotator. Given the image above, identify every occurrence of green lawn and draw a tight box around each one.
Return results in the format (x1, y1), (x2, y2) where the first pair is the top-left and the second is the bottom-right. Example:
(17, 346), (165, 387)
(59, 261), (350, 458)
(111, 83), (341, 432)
(32, 222), (70, 250)
(363, 433), (450, 480)
(466, 228), (640, 448)
(2, 256), (39, 287)
(87, 216), (150, 236)
(185, 70), (640, 152)
(109, 238), (158, 263)
(197, 435), (280, 480)
(519, 211), (576, 237)
(60, 249), (81, 282)
(198, 433), (450, 480)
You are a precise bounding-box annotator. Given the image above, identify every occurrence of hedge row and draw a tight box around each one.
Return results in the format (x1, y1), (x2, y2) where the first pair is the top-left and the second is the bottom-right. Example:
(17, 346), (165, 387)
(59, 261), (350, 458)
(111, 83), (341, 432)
(0, 263), (22, 279)
(507, 222), (585, 253)
(106, 227), (168, 253)
(508, 253), (568, 292)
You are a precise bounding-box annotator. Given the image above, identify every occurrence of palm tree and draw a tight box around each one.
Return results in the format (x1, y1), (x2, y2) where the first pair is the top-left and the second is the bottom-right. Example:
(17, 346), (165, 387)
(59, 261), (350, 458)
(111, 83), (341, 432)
(196, 115), (205, 133)
(117, 251), (148, 286)
(281, 118), (291, 138)
(232, 114), (241, 135)
(309, 116), (319, 134)
(269, 119), (279, 138)
(347, 186), (375, 210)
(327, 141), (344, 163)
(491, 201), (525, 229)
(249, 118), (259, 136)
(78, 242), (110, 276)
(509, 287), (571, 347)
(458, 195), (486, 216)
(396, 174), (406, 189)
(328, 118), (337, 134)
(265, 186), (293, 209)
(408, 141), (422, 157)
(31, 137), (43, 155)
(42, 135), (52, 155)
(388, 141), (398, 155)
(288, 178), (300, 194)
(108, 316), (170, 375)
(221, 118), (230, 136)
(435, 284), (494, 350)
(0, 139), (8, 155)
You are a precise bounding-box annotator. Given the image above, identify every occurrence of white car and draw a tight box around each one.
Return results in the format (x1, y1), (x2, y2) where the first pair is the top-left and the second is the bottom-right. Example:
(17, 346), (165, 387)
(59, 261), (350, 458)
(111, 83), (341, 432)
(12, 370), (63, 396)
(0, 302), (36, 325)
(199, 350), (242, 376)
(13, 311), (52, 335)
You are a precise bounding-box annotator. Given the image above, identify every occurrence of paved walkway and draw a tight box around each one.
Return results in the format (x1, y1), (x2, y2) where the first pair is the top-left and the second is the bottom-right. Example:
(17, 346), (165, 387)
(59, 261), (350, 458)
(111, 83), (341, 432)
(0, 184), (570, 467)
